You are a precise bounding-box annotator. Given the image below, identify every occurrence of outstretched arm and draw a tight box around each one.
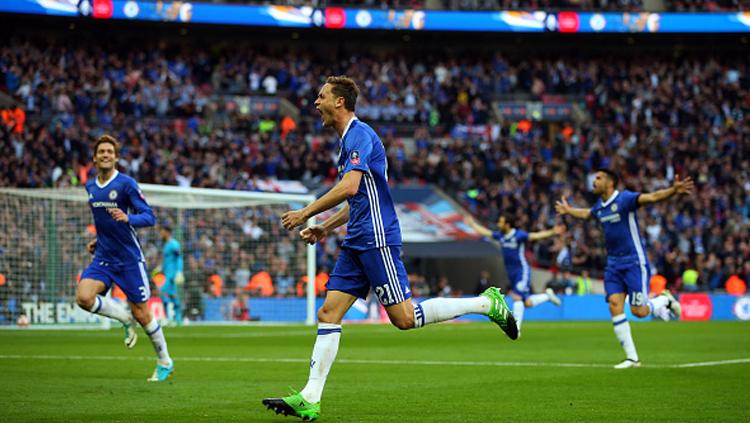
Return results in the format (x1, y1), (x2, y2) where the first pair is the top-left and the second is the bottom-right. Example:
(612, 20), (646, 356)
(555, 197), (591, 220)
(638, 175), (694, 205)
(529, 224), (566, 242)
(463, 216), (494, 238)
(282, 170), (362, 230)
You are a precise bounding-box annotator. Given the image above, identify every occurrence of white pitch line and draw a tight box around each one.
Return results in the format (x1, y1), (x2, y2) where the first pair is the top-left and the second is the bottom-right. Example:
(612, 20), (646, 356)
(1, 355), (749, 369)
(668, 358), (750, 368)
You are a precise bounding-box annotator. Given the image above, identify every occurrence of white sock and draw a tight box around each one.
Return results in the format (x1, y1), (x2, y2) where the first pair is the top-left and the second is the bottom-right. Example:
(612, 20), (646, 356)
(89, 295), (131, 324)
(528, 294), (549, 307)
(513, 301), (525, 333)
(612, 314), (639, 361)
(648, 296), (669, 318)
(654, 308), (672, 321)
(412, 296), (491, 328)
(300, 323), (341, 403)
(144, 318), (172, 367)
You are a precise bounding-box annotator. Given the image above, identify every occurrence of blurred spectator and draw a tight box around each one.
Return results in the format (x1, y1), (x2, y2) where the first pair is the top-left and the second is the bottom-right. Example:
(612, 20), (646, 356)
(726, 274), (747, 296)
(231, 290), (250, 321)
(436, 276), (453, 297)
(245, 270), (275, 297)
(576, 270), (593, 295)
(474, 270), (492, 295)
(682, 268), (699, 292)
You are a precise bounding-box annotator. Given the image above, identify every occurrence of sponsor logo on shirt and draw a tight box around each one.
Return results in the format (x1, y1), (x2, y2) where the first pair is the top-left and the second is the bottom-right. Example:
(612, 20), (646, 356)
(600, 213), (621, 223)
(92, 201), (119, 208)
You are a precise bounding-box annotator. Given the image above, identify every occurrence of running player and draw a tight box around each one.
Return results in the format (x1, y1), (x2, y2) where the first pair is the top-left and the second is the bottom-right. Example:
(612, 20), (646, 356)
(464, 215), (565, 337)
(555, 168), (691, 368)
(75, 134), (174, 381)
(262, 76), (518, 421)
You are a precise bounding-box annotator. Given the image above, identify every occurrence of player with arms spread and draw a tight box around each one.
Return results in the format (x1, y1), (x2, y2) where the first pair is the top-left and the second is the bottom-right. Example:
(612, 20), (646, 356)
(76, 135), (174, 381)
(464, 215), (565, 338)
(555, 168), (692, 368)
(262, 76), (518, 421)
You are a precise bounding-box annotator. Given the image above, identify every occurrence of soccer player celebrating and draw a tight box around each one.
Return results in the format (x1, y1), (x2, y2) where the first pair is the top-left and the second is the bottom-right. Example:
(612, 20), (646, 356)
(464, 215), (565, 338)
(76, 135), (174, 381)
(159, 225), (184, 325)
(263, 76), (518, 421)
(555, 168), (692, 369)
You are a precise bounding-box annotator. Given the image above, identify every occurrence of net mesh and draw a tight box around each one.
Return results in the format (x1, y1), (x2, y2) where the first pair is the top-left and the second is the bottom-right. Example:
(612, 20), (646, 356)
(0, 186), (314, 326)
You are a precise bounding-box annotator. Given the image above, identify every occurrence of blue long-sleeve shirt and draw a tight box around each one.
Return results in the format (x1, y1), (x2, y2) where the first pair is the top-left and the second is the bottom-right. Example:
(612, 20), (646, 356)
(85, 170), (156, 265)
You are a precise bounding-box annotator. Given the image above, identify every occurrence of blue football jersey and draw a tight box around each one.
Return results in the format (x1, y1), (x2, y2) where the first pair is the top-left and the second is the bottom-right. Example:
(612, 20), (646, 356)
(336, 117), (401, 250)
(590, 190), (648, 267)
(493, 229), (530, 276)
(162, 238), (183, 280)
(85, 171), (156, 265)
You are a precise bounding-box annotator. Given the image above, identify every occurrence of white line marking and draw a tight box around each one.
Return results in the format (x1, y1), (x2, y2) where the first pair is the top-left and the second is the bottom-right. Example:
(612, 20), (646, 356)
(668, 358), (750, 368)
(1, 355), (748, 369)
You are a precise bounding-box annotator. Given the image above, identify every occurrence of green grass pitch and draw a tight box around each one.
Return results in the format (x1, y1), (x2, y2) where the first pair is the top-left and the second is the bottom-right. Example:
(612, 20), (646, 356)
(1, 321), (748, 422)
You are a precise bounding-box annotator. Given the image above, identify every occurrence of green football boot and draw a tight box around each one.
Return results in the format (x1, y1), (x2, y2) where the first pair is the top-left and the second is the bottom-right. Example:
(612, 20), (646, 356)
(262, 391), (321, 421)
(481, 287), (519, 340)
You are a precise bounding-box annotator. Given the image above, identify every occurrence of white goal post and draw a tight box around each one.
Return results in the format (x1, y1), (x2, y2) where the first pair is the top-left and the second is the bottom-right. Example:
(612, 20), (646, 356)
(0, 184), (317, 327)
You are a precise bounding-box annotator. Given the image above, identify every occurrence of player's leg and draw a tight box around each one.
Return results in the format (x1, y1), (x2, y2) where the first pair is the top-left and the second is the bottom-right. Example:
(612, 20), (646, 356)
(524, 289), (562, 308)
(509, 290), (526, 335)
(161, 280), (183, 324)
(606, 267), (640, 368)
(368, 246), (517, 339)
(625, 264), (679, 320)
(263, 248), (364, 420)
(300, 290), (357, 401)
(77, 263), (134, 326)
(119, 262), (174, 381)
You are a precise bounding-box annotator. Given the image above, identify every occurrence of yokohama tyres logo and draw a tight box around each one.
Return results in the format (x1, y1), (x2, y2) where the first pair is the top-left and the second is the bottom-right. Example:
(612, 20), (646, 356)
(680, 293), (713, 320)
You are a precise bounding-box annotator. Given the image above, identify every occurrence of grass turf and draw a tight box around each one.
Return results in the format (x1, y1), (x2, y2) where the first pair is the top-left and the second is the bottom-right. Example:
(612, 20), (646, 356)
(0, 321), (748, 422)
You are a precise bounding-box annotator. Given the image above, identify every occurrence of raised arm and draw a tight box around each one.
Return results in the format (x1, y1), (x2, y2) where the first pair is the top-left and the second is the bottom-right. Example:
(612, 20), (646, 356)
(528, 224), (566, 242)
(638, 175), (694, 205)
(555, 196), (591, 220)
(463, 216), (494, 238)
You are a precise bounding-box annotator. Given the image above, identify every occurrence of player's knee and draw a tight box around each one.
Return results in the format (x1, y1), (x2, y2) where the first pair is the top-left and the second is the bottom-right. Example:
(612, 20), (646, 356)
(631, 306), (649, 318)
(130, 305), (151, 325)
(608, 298), (623, 311)
(75, 291), (95, 311)
(391, 315), (415, 330)
(317, 307), (340, 324)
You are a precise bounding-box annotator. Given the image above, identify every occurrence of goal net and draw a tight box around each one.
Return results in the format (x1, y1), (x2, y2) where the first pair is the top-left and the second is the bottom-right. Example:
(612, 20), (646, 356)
(0, 184), (317, 327)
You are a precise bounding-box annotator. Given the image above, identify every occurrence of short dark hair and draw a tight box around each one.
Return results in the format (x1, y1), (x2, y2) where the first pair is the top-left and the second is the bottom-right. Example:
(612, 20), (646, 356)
(596, 168), (619, 187)
(500, 215), (515, 228)
(161, 225), (172, 234)
(94, 134), (120, 157)
(326, 75), (359, 112)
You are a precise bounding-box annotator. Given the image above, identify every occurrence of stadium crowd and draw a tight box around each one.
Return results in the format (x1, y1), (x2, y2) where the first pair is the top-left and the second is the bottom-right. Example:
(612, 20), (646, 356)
(1, 36), (748, 304)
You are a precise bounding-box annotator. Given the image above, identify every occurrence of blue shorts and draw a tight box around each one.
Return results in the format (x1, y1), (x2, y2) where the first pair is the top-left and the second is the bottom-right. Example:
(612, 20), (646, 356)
(81, 260), (152, 304)
(328, 246), (412, 306)
(604, 262), (651, 307)
(507, 269), (531, 300)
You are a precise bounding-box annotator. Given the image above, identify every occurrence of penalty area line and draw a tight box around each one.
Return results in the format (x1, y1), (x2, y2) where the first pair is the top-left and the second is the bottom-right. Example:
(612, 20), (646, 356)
(1, 355), (750, 369)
